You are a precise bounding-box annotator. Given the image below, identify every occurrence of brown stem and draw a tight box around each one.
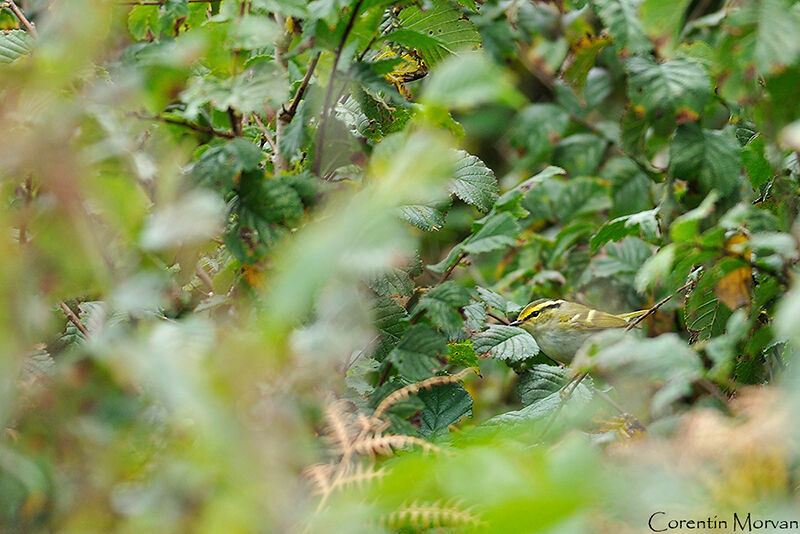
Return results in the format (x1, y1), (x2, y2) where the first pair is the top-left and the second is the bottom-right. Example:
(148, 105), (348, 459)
(59, 302), (89, 337)
(132, 111), (235, 138)
(281, 52), (321, 122)
(252, 114), (278, 153)
(625, 280), (694, 332)
(312, 0), (364, 176)
(4, 0), (37, 37)
(439, 252), (466, 284)
(227, 107), (242, 137)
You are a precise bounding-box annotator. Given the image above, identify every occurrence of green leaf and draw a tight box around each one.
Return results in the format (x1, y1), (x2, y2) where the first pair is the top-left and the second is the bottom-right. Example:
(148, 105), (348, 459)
(640, 0), (691, 46)
(564, 35), (612, 95)
(574, 331), (703, 414)
(669, 191), (718, 242)
(754, 0), (800, 72)
(387, 325), (447, 380)
(397, 204), (447, 231)
(373, 296), (409, 341)
(510, 104), (570, 161)
(517, 364), (593, 406)
(462, 302), (487, 332)
(278, 101), (310, 160)
(741, 134), (772, 189)
(591, 0), (652, 54)
(423, 53), (525, 110)
(626, 56), (710, 122)
(462, 212), (521, 254)
(412, 281), (471, 334)
(394, 0), (482, 66)
(446, 340), (480, 369)
(590, 237), (652, 278)
(448, 150), (499, 212)
(472, 325), (539, 362)
(418, 383), (473, 438)
(128, 5), (159, 40)
(367, 268), (414, 298)
(554, 176), (611, 222)
(602, 157), (653, 217)
(0, 30), (34, 63)
(670, 125), (742, 197)
(590, 208), (659, 253)
(552, 134), (607, 177)
(635, 243), (676, 292)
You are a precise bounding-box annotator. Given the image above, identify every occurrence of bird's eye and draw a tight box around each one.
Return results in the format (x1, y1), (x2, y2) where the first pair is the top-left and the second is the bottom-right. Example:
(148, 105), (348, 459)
(530, 310), (540, 318)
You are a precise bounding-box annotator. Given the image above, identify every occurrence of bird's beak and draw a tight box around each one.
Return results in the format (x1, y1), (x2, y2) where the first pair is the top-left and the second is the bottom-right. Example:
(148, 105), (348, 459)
(509, 320), (521, 326)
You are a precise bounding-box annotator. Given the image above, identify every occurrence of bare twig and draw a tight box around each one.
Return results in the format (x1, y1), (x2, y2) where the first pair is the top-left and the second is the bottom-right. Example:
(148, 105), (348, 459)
(439, 252), (466, 284)
(131, 111), (235, 138)
(281, 52), (321, 122)
(312, 0), (364, 175)
(3, 0), (37, 37)
(252, 113), (278, 153)
(227, 107), (242, 137)
(625, 280), (694, 332)
(59, 302), (89, 337)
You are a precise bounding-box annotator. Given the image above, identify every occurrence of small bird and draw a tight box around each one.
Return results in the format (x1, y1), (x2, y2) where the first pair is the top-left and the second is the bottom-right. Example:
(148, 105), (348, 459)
(509, 299), (648, 364)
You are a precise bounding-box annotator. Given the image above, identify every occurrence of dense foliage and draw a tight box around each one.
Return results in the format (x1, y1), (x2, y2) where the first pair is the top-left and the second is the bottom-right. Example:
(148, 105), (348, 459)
(2, 0), (800, 531)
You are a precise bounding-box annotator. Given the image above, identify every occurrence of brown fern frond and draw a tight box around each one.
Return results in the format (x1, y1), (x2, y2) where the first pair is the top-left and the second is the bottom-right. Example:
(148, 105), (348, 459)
(303, 462), (335, 496)
(324, 400), (357, 454)
(382, 499), (482, 530)
(373, 368), (475, 419)
(327, 462), (388, 494)
(352, 433), (444, 457)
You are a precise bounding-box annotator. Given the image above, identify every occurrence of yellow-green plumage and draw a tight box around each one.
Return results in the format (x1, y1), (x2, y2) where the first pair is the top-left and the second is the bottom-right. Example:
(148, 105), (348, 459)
(511, 299), (647, 363)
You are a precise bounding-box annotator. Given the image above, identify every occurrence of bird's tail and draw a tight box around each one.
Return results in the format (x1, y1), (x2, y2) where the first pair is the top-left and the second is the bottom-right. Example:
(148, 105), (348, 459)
(618, 309), (649, 322)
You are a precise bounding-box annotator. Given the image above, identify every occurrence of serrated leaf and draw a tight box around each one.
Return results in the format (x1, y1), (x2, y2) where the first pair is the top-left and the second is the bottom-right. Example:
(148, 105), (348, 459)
(462, 212), (520, 254)
(591, 0), (652, 54)
(590, 208), (659, 253)
(0, 30), (34, 63)
(670, 125), (742, 197)
(423, 52), (525, 110)
(393, 1), (482, 66)
(128, 5), (159, 41)
(626, 56), (710, 122)
(397, 204), (447, 231)
(278, 100), (309, 159)
(368, 268), (414, 298)
(412, 281), (471, 335)
(564, 34), (612, 95)
(448, 150), (499, 212)
(552, 134), (607, 177)
(373, 295), (409, 340)
(590, 237), (652, 278)
(553, 175), (611, 222)
(387, 325), (446, 380)
(517, 364), (593, 406)
(754, 0), (800, 72)
(510, 104), (570, 161)
(472, 325), (539, 362)
(463, 301), (487, 332)
(446, 340), (480, 370)
(191, 138), (263, 191)
(741, 135), (772, 189)
(418, 383), (473, 437)
(476, 287), (507, 312)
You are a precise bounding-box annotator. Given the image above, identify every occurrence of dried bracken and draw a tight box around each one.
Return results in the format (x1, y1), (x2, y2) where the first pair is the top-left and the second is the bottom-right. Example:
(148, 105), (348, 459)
(352, 433), (443, 457)
(382, 499), (483, 530)
(373, 368), (475, 419)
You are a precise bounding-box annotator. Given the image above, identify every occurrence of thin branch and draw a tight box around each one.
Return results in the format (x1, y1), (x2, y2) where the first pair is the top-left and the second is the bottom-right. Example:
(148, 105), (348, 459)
(131, 111), (235, 138)
(227, 107), (242, 137)
(439, 252), (467, 284)
(59, 302), (89, 337)
(313, 0), (364, 176)
(252, 113), (278, 153)
(281, 52), (321, 122)
(3, 0), (37, 37)
(625, 280), (694, 331)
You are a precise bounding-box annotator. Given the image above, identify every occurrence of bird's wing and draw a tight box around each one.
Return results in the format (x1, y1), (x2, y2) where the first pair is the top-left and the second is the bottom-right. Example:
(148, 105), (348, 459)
(565, 308), (629, 329)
